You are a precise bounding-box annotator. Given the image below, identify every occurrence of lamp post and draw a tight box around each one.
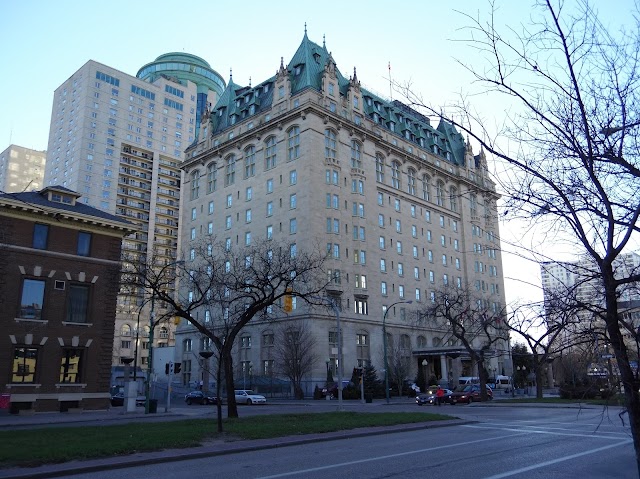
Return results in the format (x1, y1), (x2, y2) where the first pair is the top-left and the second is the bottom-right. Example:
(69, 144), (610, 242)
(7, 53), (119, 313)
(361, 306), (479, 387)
(199, 351), (214, 394)
(383, 300), (413, 404)
(422, 359), (428, 391)
(144, 259), (185, 414)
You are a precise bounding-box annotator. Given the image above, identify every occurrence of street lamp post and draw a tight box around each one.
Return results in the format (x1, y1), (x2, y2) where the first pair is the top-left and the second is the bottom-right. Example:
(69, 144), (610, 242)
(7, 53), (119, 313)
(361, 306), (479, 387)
(383, 300), (413, 404)
(422, 359), (428, 391)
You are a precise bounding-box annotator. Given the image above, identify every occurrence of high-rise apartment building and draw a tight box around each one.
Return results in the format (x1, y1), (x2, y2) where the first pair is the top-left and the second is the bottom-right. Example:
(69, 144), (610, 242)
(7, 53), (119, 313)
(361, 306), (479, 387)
(175, 33), (509, 392)
(0, 144), (47, 193)
(44, 54), (225, 370)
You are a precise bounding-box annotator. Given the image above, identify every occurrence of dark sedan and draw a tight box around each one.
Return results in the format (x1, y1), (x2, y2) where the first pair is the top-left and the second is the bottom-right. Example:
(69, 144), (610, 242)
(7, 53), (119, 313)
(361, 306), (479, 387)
(449, 384), (493, 404)
(110, 393), (146, 407)
(416, 388), (453, 405)
(185, 390), (218, 405)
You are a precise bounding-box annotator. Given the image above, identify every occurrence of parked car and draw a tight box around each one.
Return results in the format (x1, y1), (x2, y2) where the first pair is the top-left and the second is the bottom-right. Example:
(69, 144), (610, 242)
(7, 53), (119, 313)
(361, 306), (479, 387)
(416, 388), (453, 405)
(110, 393), (146, 407)
(449, 384), (494, 404)
(234, 389), (267, 405)
(184, 390), (218, 405)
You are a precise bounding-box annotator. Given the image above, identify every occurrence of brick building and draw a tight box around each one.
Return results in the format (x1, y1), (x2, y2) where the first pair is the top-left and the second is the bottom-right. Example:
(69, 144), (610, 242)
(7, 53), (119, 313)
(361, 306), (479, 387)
(0, 186), (135, 412)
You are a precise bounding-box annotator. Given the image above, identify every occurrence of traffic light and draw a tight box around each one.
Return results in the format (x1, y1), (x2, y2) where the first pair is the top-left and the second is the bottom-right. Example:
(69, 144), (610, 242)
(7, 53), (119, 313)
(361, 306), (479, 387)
(165, 362), (170, 374)
(174, 362), (181, 374)
(283, 288), (293, 313)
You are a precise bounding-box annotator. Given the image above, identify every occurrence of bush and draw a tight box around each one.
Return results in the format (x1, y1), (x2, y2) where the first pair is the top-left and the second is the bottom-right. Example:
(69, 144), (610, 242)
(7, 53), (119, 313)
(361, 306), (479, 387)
(313, 386), (323, 400)
(559, 382), (600, 400)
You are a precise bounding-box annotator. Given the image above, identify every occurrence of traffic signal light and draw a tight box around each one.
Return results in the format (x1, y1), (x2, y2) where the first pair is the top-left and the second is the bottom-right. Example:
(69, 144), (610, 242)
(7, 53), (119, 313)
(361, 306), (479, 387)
(283, 288), (293, 313)
(174, 362), (181, 374)
(165, 362), (170, 374)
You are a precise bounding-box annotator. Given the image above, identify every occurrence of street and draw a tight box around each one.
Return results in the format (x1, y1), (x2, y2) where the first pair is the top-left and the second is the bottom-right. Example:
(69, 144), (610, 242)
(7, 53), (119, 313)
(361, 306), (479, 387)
(62, 403), (635, 479)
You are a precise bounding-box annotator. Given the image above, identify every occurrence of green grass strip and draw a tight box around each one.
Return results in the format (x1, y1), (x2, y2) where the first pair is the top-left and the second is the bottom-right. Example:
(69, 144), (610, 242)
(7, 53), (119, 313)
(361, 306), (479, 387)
(0, 412), (452, 468)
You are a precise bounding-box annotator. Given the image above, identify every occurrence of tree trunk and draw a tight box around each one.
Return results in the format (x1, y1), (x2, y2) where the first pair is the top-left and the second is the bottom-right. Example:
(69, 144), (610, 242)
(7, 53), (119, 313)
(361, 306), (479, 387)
(602, 265), (640, 476)
(215, 356), (223, 432)
(223, 350), (238, 418)
(294, 383), (304, 399)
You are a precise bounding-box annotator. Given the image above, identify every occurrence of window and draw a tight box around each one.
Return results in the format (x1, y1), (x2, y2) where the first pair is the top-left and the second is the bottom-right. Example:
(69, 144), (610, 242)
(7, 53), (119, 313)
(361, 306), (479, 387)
(12, 347), (38, 383)
(399, 285), (405, 298)
(351, 141), (362, 168)
(380, 259), (387, 272)
(377, 192), (384, 206)
(244, 146), (256, 178)
(354, 299), (368, 315)
(288, 126), (300, 160)
(378, 214), (385, 227)
(289, 218), (297, 234)
(470, 194), (478, 217)
(429, 271), (435, 282)
(207, 163), (217, 193)
(265, 137), (277, 169)
(33, 223), (49, 250)
(208, 201), (214, 214)
(441, 235), (446, 247)
(407, 168), (416, 195)
(436, 180), (444, 206)
(246, 187), (253, 201)
(398, 263), (404, 276)
(391, 161), (401, 188)
(225, 154), (236, 186)
(414, 267), (420, 279)
(396, 241), (403, 254)
(245, 232), (251, 245)
(449, 186), (458, 212)
(19, 279), (45, 320)
(226, 194), (233, 208)
(190, 170), (200, 199)
(290, 169), (297, 185)
(379, 236), (386, 249)
(66, 284), (89, 323)
(395, 219), (401, 233)
(375, 154), (385, 183)
(190, 228), (196, 240)
(325, 129), (337, 158)
(355, 274), (367, 289)
(394, 198), (401, 211)
(77, 232), (91, 256)
(225, 215), (232, 229)
(59, 348), (83, 383)
(422, 175), (430, 201)
(442, 254), (448, 266)
(266, 201), (273, 216)
(354, 249), (366, 264)
(266, 225), (273, 239)
(245, 209), (252, 223)
(381, 281), (387, 295)
(413, 245), (419, 258)
(191, 207), (197, 220)
(411, 225), (417, 238)
(290, 194), (297, 209)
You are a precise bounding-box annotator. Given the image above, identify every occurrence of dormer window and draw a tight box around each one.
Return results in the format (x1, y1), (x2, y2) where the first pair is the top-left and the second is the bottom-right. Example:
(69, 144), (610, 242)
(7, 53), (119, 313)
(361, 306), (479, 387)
(264, 84), (270, 93)
(218, 108), (224, 117)
(294, 65), (302, 75)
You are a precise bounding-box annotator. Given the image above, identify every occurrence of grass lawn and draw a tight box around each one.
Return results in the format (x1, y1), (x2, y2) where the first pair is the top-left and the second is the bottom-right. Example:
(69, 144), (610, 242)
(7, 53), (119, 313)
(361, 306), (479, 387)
(0, 411), (453, 468)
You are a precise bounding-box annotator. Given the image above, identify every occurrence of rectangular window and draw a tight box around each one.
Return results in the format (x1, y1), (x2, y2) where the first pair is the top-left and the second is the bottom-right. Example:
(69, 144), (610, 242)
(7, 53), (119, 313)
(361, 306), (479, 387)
(77, 232), (92, 256)
(66, 284), (89, 323)
(33, 223), (49, 250)
(19, 279), (45, 320)
(354, 299), (368, 315)
(380, 259), (386, 272)
(12, 347), (38, 383)
(208, 201), (214, 214)
(59, 348), (83, 383)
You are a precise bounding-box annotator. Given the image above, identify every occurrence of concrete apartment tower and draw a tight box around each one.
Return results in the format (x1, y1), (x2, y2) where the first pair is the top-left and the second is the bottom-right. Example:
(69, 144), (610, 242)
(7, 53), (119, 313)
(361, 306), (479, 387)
(0, 145), (47, 193)
(44, 53), (225, 374)
(176, 32), (510, 394)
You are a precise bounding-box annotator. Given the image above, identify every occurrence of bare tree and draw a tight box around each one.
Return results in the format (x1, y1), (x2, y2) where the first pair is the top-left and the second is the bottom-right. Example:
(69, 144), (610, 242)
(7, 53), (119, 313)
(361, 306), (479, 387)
(398, 1), (640, 470)
(385, 336), (412, 397)
(273, 320), (317, 399)
(122, 238), (329, 426)
(420, 284), (509, 401)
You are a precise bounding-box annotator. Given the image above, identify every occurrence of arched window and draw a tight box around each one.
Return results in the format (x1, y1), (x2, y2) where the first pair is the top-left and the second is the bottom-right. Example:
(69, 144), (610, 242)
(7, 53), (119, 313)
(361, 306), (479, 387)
(407, 168), (416, 195)
(436, 180), (444, 206)
(417, 335), (427, 348)
(287, 126), (300, 161)
(190, 170), (200, 200)
(265, 136), (277, 169)
(206, 162), (217, 193)
(470, 193), (478, 217)
(324, 129), (337, 158)
(244, 146), (255, 178)
(432, 337), (442, 347)
(351, 140), (362, 169)
(449, 186), (458, 212)
(400, 334), (411, 350)
(391, 161), (401, 189)
(121, 324), (131, 337)
(143, 325), (150, 337)
(422, 174), (430, 201)
(225, 154), (236, 186)
(375, 153), (385, 183)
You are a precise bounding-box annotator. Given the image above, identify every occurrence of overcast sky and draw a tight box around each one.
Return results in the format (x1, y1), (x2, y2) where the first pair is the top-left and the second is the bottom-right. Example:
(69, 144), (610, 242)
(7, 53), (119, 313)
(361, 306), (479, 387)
(1, 0), (635, 309)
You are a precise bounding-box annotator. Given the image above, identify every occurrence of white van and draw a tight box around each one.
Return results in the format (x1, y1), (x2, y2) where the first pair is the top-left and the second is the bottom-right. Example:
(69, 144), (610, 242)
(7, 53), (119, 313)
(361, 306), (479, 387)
(494, 375), (512, 390)
(457, 376), (480, 386)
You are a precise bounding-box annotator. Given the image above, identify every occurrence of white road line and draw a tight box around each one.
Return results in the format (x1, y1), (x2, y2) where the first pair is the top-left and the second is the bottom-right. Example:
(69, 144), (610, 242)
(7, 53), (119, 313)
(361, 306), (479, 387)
(481, 440), (633, 479)
(464, 423), (629, 438)
(254, 432), (528, 479)
(463, 424), (628, 440)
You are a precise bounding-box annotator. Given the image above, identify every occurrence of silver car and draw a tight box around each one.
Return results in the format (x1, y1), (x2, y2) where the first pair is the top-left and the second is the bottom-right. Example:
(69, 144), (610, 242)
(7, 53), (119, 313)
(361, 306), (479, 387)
(234, 389), (267, 405)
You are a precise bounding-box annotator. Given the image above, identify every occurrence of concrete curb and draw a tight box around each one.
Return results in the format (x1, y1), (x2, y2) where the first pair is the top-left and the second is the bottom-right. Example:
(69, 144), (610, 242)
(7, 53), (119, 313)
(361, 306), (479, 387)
(0, 419), (474, 479)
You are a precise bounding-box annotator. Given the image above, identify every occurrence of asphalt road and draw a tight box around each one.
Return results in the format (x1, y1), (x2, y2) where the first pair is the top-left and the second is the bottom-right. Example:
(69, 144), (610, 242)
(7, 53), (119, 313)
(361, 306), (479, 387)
(62, 403), (635, 479)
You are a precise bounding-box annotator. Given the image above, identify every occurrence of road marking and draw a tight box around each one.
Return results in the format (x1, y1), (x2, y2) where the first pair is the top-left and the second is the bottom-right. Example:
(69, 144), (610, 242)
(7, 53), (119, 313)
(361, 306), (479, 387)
(255, 433), (528, 479)
(462, 424), (629, 440)
(481, 440), (632, 479)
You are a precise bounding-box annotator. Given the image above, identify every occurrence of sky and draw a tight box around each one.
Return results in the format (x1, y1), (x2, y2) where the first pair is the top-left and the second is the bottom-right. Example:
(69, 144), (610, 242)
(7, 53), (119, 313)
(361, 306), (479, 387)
(1, 0), (635, 312)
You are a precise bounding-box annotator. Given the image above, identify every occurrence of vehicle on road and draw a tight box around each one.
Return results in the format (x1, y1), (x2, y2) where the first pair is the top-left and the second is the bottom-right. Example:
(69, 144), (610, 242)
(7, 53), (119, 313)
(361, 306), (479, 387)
(416, 388), (453, 405)
(110, 393), (146, 407)
(449, 384), (493, 404)
(234, 389), (267, 405)
(184, 390), (218, 405)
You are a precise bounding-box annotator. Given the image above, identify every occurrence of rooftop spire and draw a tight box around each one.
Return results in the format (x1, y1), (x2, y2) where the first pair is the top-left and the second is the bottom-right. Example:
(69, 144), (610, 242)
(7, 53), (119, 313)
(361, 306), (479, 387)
(304, 22), (307, 36)
(229, 67), (233, 82)
(323, 34), (326, 49)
